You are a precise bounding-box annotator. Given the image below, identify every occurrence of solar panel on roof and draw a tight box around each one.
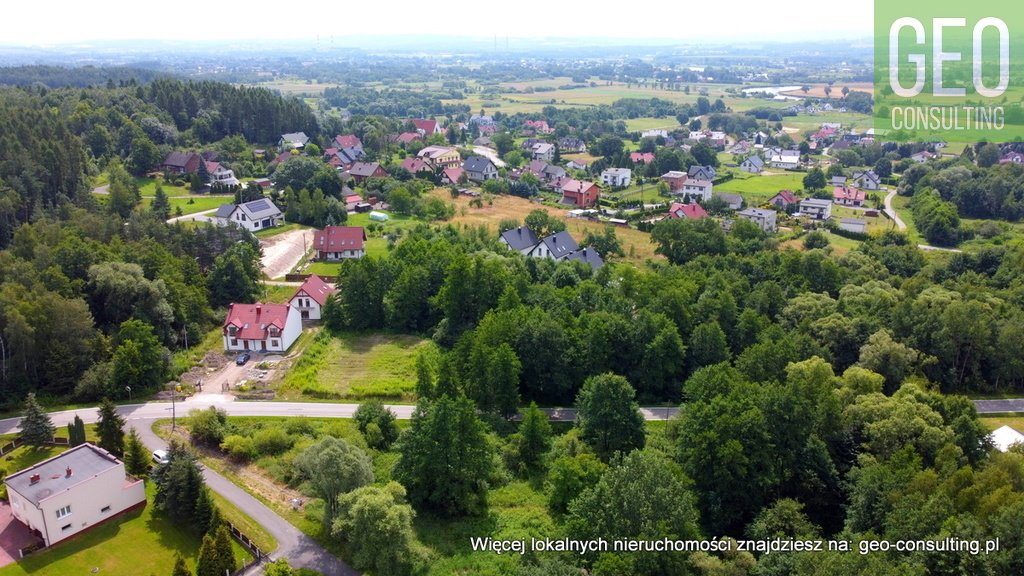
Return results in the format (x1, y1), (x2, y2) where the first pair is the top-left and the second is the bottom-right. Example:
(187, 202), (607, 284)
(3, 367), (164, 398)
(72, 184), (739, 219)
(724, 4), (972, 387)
(246, 199), (271, 211)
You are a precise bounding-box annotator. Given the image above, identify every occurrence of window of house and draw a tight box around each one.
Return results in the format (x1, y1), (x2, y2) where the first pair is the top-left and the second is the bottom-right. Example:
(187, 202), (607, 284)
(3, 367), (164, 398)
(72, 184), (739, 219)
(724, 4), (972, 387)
(271, 339), (279, 347)
(62, 523), (72, 531)
(56, 505), (71, 519)
(230, 338), (237, 346)
(101, 505), (111, 513)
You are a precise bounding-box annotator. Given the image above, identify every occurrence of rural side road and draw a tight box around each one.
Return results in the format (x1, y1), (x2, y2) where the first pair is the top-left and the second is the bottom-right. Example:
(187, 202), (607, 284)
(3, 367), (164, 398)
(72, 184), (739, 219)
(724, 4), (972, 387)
(883, 189), (964, 254)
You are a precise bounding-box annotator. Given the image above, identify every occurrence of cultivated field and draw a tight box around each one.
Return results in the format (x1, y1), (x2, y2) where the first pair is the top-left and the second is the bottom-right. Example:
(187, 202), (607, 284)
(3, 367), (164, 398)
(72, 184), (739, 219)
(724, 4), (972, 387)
(779, 82), (874, 99)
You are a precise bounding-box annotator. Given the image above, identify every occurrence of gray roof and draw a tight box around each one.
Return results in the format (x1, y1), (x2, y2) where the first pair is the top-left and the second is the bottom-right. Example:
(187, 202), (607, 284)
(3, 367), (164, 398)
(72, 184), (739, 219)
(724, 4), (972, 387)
(280, 132), (309, 145)
(801, 198), (833, 208)
(688, 165), (716, 178)
(238, 198), (282, 220)
(349, 162), (383, 177)
(565, 247), (604, 270)
(739, 208), (776, 219)
(831, 176), (848, 185)
(4, 443), (123, 506)
(714, 192), (743, 206)
(215, 203), (236, 218)
(742, 155), (764, 168)
(463, 156), (495, 174)
(536, 231), (579, 259)
(500, 226), (540, 251)
(854, 170), (880, 182)
(840, 217), (866, 225)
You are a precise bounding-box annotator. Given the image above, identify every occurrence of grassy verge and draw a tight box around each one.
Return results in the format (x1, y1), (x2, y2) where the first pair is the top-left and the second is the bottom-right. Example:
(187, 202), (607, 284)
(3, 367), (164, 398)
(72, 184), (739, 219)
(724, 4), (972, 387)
(979, 415), (1024, 431)
(254, 222), (309, 238)
(170, 327), (225, 379)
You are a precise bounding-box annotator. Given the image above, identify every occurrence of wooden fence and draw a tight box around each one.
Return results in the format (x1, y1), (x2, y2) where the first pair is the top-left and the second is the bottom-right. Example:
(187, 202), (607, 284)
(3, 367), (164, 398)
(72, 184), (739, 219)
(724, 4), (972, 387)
(284, 273), (338, 283)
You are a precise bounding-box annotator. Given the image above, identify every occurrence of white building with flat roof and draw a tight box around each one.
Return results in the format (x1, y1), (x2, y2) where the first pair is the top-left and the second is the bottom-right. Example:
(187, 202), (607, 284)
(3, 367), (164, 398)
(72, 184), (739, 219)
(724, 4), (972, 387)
(4, 443), (145, 547)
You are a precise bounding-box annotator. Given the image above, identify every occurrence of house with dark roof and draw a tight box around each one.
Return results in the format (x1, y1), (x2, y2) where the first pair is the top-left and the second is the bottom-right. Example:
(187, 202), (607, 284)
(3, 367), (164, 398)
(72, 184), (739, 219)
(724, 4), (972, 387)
(214, 198), (283, 232)
(161, 152), (202, 175)
(4, 443), (146, 547)
(347, 162), (387, 183)
(528, 231), (579, 261)
(565, 247), (604, 270)
(853, 170), (881, 190)
(838, 217), (867, 234)
(279, 132), (310, 149)
(289, 275), (337, 321)
(313, 226), (366, 261)
(500, 226), (541, 254)
(740, 155), (764, 173)
(557, 137), (587, 153)
(463, 156), (498, 182)
(400, 157), (433, 177)
(223, 302), (301, 352)
(800, 198), (833, 220)
(688, 165), (717, 180)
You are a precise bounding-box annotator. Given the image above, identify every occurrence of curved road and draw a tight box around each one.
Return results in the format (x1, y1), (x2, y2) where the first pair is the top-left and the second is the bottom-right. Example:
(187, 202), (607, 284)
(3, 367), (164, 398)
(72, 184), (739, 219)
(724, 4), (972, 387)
(883, 189), (963, 253)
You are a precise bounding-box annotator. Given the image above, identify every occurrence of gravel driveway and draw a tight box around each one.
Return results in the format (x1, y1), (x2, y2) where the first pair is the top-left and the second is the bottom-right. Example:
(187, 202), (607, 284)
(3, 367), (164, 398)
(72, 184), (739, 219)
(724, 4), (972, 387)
(261, 229), (313, 279)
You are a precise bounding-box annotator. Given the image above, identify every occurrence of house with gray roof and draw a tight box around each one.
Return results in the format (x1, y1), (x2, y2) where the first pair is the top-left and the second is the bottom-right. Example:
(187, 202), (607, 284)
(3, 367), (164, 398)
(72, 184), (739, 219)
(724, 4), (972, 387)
(737, 208), (778, 232)
(4, 443), (145, 547)
(565, 247), (605, 270)
(529, 231), (579, 261)
(215, 198), (283, 232)
(739, 155), (764, 173)
(463, 156), (498, 182)
(688, 165), (717, 180)
(713, 192), (744, 210)
(500, 226), (541, 254)
(278, 132), (310, 150)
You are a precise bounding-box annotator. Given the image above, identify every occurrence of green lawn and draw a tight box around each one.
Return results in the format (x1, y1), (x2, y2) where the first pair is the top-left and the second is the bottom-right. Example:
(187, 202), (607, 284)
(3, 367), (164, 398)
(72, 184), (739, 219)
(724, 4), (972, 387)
(0, 480), (252, 576)
(623, 117), (679, 132)
(979, 415), (1024, 431)
(277, 332), (440, 401)
(136, 177), (192, 198)
(304, 261), (340, 277)
(831, 205), (892, 235)
(889, 194), (923, 243)
(169, 327), (227, 379)
(715, 172), (807, 205)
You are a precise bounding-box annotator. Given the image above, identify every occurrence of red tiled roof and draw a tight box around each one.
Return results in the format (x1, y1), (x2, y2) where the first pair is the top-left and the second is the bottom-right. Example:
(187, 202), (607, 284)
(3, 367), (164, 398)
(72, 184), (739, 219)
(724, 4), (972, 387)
(630, 152), (655, 164)
(443, 167), (464, 182)
(396, 132), (421, 144)
(833, 186), (866, 202)
(291, 275), (337, 307)
(773, 190), (799, 204)
(401, 157), (431, 173)
(313, 226), (366, 253)
(335, 134), (362, 148)
(668, 202), (708, 219)
(223, 303), (291, 340)
(344, 194), (362, 204)
(411, 119), (439, 134)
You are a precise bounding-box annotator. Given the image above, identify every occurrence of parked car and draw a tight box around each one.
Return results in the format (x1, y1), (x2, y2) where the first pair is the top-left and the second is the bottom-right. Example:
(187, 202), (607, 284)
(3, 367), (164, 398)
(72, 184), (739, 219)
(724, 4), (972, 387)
(152, 449), (169, 465)
(235, 352), (251, 365)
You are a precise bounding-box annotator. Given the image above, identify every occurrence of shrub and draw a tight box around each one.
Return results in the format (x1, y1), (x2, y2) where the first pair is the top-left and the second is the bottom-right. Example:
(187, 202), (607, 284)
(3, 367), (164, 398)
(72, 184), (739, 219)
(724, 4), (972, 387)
(286, 418), (317, 437)
(189, 407), (228, 447)
(254, 428), (294, 456)
(221, 435), (257, 462)
(354, 400), (400, 449)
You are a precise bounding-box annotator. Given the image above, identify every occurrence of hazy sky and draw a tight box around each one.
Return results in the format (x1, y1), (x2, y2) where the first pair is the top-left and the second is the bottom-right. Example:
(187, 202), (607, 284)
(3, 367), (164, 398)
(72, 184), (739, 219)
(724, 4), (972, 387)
(3, 0), (873, 45)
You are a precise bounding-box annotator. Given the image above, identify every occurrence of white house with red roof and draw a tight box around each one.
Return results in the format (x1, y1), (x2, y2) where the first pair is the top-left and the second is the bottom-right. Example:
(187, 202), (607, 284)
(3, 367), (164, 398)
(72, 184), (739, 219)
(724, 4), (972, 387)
(289, 275), (337, 321)
(833, 186), (866, 207)
(223, 303), (301, 353)
(314, 226), (367, 260)
(411, 118), (442, 135)
(667, 202), (708, 219)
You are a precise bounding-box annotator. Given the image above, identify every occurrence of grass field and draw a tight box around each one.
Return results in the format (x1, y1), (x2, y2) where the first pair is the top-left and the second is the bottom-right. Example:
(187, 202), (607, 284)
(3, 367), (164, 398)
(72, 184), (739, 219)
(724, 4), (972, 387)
(432, 190), (660, 263)
(715, 172), (807, 205)
(624, 117), (680, 132)
(277, 332), (440, 401)
(779, 83), (874, 99)
(979, 415), (1024, 431)
(304, 261), (340, 276)
(781, 111), (874, 135)
(254, 222), (308, 238)
(139, 195), (230, 216)
(831, 205), (892, 235)
(889, 194), (923, 243)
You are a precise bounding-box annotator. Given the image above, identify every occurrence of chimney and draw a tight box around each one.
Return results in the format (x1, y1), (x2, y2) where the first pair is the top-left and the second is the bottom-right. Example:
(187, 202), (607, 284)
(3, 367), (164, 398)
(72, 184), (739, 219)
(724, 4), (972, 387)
(255, 305), (262, 315)
(66, 467), (72, 478)
(30, 474), (40, 484)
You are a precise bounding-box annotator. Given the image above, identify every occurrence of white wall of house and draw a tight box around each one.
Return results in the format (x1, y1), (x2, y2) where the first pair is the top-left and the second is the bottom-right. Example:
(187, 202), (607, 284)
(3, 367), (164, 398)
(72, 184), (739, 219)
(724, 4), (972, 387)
(7, 464), (144, 547)
(290, 294), (324, 321)
(319, 248), (365, 260)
